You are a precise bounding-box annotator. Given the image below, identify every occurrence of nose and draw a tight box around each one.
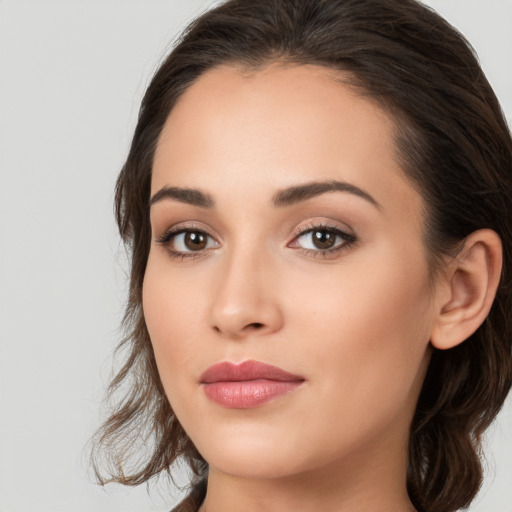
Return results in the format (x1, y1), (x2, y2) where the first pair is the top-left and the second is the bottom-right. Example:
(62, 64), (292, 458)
(209, 249), (284, 340)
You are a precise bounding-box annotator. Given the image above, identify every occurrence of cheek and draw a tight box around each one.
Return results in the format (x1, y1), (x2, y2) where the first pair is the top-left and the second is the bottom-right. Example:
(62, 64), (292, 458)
(286, 242), (434, 415)
(302, 246), (431, 422)
(142, 257), (206, 394)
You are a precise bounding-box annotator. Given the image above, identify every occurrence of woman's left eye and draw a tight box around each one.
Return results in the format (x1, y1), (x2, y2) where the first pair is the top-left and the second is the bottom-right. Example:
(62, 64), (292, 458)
(290, 225), (356, 254)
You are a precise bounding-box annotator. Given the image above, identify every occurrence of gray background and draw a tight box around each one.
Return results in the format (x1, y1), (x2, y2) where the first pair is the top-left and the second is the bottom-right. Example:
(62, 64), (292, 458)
(0, 1), (511, 511)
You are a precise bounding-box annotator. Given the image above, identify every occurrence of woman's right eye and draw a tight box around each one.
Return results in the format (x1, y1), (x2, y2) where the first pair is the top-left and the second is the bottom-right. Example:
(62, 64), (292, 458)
(157, 228), (219, 258)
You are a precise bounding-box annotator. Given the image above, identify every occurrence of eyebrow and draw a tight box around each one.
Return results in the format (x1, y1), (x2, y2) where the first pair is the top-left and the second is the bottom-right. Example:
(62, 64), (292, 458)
(271, 179), (381, 209)
(149, 180), (380, 210)
(150, 186), (214, 208)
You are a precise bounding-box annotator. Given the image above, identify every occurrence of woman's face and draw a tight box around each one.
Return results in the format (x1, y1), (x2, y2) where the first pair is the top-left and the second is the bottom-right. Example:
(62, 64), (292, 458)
(144, 64), (438, 480)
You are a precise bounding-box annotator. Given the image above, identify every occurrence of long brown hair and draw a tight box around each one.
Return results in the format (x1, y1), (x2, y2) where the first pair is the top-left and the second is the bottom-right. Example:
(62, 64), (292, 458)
(92, 1), (512, 511)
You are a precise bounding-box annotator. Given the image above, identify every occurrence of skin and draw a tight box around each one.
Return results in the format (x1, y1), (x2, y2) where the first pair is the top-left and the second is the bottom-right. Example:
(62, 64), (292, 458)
(143, 63), (450, 512)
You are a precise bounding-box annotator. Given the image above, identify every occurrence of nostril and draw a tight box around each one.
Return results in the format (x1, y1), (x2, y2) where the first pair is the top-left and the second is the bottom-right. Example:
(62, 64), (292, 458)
(211, 322), (264, 335)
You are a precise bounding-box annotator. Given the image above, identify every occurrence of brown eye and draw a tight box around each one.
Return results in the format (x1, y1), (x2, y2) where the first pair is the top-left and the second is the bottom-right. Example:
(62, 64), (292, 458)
(158, 228), (218, 256)
(184, 231), (208, 251)
(292, 225), (356, 254)
(311, 230), (336, 249)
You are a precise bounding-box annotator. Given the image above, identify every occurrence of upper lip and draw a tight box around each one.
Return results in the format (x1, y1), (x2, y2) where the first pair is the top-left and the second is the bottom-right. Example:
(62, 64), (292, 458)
(200, 360), (305, 384)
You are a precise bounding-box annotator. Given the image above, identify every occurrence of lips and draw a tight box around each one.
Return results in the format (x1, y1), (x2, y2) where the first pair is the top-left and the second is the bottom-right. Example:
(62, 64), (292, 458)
(200, 360), (305, 409)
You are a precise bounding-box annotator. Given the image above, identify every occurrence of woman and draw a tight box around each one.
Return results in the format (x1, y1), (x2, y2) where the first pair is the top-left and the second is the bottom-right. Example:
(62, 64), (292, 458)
(92, 1), (512, 511)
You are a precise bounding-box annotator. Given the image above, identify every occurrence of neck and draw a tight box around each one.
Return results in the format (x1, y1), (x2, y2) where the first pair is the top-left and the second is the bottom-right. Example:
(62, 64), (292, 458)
(199, 433), (416, 512)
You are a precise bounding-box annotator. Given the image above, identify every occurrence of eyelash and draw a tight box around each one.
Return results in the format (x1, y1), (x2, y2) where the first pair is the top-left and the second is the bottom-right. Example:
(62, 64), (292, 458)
(155, 225), (217, 261)
(292, 222), (357, 258)
(155, 223), (357, 261)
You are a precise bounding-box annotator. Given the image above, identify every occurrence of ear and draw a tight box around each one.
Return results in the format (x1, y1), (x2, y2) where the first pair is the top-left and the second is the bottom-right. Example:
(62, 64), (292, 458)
(430, 229), (503, 350)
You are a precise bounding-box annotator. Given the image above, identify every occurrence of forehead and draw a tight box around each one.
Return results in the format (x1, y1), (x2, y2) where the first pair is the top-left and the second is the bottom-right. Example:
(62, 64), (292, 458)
(152, 63), (422, 221)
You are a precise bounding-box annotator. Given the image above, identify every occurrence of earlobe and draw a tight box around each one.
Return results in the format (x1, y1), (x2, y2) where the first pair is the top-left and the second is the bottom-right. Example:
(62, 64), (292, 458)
(430, 229), (502, 350)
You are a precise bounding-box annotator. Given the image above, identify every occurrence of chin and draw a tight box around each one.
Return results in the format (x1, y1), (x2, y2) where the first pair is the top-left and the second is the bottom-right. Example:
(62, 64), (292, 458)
(189, 424), (312, 479)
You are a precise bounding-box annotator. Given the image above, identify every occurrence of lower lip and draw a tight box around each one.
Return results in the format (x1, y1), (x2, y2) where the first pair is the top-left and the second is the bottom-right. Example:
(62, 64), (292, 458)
(203, 379), (303, 409)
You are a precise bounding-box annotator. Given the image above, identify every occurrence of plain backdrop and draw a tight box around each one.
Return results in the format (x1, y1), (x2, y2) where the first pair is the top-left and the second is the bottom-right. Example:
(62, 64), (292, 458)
(0, 1), (511, 511)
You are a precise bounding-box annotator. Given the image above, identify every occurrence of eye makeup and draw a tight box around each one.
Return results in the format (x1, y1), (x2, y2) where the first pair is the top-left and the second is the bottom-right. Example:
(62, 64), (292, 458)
(288, 222), (358, 259)
(155, 224), (219, 261)
(155, 220), (358, 261)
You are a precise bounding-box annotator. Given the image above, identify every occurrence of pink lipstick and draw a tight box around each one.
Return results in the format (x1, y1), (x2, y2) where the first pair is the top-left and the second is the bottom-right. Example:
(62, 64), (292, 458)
(200, 360), (305, 409)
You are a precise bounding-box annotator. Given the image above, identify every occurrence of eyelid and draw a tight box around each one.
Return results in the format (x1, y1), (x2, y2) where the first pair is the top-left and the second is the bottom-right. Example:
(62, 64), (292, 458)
(155, 221), (220, 242)
(155, 222), (220, 260)
(154, 219), (357, 260)
(289, 219), (355, 243)
(288, 221), (358, 256)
